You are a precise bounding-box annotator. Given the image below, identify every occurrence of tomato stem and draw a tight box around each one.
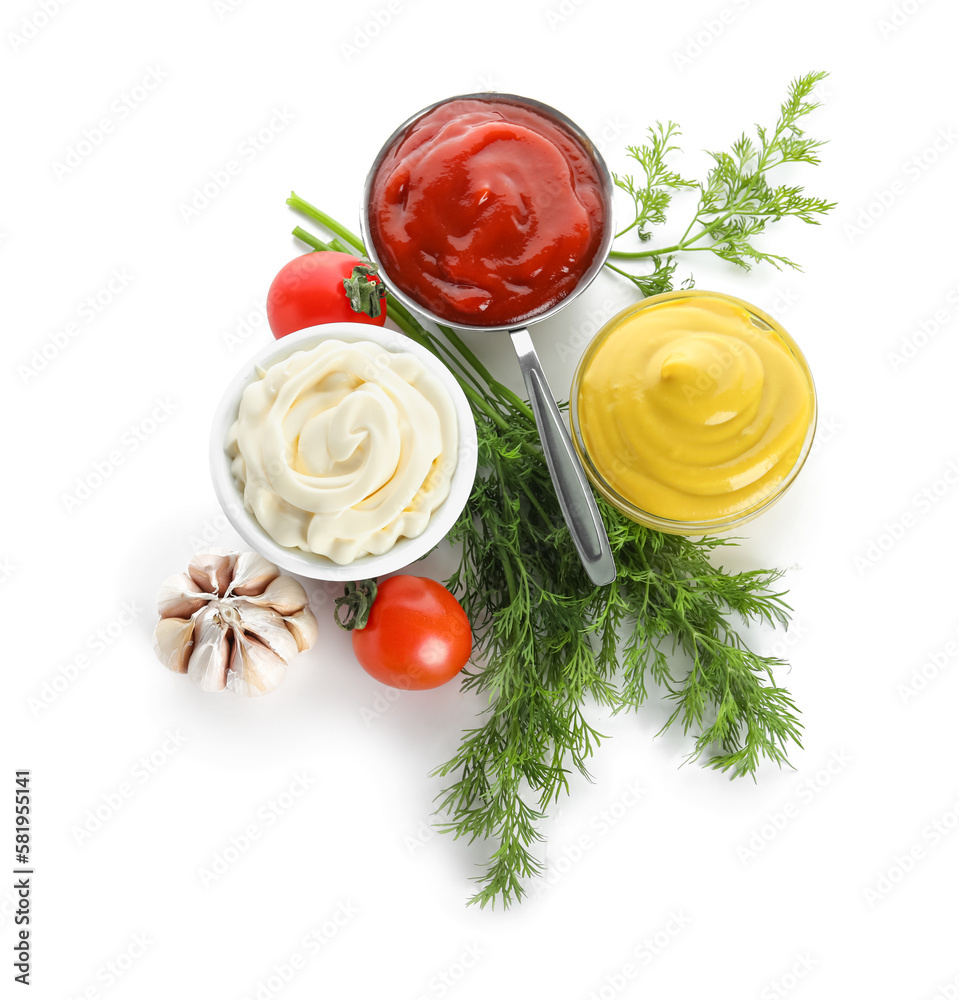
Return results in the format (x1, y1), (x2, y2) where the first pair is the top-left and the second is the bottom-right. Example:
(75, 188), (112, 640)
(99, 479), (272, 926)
(334, 579), (378, 631)
(343, 264), (386, 319)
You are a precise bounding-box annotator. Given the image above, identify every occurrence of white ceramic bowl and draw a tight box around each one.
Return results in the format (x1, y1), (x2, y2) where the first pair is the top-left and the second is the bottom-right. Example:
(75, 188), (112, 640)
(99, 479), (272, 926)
(209, 323), (478, 581)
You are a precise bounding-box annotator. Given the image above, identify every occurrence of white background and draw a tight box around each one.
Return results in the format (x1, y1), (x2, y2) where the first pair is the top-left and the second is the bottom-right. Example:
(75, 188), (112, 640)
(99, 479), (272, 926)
(3, 0), (959, 997)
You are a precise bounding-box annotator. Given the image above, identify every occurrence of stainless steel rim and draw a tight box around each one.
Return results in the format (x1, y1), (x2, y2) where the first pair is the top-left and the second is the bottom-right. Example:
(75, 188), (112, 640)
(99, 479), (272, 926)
(358, 92), (616, 333)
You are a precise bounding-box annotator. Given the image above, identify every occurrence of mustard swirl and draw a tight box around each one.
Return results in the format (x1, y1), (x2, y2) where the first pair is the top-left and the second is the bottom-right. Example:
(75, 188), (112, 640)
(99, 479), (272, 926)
(576, 294), (813, 522)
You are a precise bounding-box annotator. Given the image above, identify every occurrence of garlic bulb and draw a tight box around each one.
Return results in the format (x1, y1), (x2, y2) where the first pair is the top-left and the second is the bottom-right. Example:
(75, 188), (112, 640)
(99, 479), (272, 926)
(153, 550), (318, 696)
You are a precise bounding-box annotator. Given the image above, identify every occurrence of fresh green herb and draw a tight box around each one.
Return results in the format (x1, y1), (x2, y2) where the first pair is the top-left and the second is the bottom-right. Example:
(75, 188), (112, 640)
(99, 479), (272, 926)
(608, 70), (835, 293)
(285, 71), (831, 909)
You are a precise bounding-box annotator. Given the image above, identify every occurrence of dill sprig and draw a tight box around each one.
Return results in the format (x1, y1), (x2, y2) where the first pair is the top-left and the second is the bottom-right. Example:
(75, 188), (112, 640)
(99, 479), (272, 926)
(432, 415), (800, 907)
(608, 70), (836, 292)
(285, 70), (831, 909)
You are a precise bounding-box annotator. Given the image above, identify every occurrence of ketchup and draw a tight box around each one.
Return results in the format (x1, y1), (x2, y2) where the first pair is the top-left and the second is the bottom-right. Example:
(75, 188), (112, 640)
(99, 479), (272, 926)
(367, 98), (607, 327)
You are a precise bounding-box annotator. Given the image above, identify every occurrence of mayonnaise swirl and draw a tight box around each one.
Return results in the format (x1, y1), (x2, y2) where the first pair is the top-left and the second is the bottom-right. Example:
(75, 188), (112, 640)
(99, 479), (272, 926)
(226, 339), (458, 564)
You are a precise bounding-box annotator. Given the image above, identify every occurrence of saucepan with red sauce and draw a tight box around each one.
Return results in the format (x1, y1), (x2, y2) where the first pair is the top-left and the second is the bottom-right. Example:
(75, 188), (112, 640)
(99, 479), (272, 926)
(361, 93), (616, 585)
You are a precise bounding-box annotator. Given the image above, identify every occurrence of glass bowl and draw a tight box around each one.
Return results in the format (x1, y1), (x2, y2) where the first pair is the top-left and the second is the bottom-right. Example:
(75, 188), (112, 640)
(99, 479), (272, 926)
(569, 289), (817, 535)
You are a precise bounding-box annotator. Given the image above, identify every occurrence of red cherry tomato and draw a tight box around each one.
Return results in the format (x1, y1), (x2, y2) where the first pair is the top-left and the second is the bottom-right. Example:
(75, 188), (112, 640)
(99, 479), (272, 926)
(352, 576), (472, 691)
(267, 251), (387, 338)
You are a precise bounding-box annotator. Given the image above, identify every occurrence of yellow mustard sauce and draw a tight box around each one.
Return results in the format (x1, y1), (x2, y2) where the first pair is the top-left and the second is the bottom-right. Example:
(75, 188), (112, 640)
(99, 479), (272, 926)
(575, 292), (814, 524)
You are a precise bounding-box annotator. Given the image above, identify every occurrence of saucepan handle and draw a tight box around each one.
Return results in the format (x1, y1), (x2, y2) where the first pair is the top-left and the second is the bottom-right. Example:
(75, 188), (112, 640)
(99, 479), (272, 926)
(509, 327), (616, 587)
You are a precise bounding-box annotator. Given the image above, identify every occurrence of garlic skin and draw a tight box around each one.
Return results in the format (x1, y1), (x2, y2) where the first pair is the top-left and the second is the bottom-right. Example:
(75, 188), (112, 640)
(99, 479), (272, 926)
(153, 550), (317, 696)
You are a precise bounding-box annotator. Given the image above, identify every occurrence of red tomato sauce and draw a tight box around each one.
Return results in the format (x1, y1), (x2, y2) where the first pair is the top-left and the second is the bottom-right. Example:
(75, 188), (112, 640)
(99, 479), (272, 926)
(367, 98), (607, 327)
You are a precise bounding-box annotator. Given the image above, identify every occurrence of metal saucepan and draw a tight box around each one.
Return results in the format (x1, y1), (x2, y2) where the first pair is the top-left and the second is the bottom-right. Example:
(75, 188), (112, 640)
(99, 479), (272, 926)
(359, 92), (616, 586)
